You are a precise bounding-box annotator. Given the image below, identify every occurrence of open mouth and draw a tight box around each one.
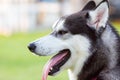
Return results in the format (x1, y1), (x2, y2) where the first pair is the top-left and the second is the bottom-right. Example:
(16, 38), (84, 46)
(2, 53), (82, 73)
(42, 49), (71, 80)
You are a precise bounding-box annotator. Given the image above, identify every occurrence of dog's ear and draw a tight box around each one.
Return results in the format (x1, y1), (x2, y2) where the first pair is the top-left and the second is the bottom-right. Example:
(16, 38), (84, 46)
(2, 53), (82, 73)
(82, 1), (96, 11)
(86, 0), (109, 31)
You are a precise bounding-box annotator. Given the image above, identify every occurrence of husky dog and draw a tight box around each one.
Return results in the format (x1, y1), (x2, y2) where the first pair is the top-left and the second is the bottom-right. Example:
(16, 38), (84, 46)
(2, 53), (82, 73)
(28, 0), (120, 80)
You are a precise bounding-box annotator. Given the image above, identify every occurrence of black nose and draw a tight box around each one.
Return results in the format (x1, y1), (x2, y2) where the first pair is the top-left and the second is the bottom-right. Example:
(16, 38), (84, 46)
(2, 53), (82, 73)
(28, 43), (36, 52)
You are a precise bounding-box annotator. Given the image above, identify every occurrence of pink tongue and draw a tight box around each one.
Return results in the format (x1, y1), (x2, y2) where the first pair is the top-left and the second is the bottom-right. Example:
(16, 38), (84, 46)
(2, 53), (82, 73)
(42, 53), (67, 80)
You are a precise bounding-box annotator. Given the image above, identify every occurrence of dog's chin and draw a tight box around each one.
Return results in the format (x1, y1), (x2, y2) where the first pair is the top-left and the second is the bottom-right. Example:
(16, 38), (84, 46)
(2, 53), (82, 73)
(42, 49), (71, 80)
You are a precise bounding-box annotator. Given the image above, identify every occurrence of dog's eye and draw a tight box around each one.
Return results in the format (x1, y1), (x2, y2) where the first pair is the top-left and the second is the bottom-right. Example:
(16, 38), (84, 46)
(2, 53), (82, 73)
(58, 30), (68, 35)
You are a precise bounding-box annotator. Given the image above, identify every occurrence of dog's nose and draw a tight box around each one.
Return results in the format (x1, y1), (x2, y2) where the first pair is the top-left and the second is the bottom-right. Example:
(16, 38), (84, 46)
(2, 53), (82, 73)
(28, 43), (36, 52)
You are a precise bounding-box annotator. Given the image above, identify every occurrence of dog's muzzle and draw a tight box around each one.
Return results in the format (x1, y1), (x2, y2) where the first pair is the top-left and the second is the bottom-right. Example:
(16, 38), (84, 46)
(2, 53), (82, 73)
(27, 35), (71, 56)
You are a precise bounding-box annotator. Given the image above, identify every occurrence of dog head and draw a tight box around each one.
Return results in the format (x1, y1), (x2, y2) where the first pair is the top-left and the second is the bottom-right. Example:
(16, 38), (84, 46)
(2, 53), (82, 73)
(28, 0), (109, 80)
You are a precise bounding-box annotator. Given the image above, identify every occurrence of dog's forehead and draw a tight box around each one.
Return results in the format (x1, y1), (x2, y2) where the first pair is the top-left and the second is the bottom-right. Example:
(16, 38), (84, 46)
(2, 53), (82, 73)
(64, 12), (88, 34)
(52, 11), (88, 32)
(52, 16), (67, 31)
(65, 11), (87, 25)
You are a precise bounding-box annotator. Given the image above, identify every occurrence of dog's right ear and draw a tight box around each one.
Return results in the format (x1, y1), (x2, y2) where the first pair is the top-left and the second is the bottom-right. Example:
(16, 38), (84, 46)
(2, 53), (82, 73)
(82, 1), (96, 11)
(86, 0), (109, 31)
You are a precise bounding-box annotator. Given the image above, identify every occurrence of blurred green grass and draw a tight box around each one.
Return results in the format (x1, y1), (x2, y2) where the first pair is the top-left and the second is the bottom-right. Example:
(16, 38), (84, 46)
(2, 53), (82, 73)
(0, 23), (120, 80)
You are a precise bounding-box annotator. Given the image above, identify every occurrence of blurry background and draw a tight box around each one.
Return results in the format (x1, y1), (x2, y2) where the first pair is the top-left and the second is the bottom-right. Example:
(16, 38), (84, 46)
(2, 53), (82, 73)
(0, 0), (120, 80)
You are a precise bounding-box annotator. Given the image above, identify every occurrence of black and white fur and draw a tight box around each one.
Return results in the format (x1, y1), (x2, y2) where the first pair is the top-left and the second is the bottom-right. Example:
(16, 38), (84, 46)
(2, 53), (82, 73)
(28, 0), (120, 80)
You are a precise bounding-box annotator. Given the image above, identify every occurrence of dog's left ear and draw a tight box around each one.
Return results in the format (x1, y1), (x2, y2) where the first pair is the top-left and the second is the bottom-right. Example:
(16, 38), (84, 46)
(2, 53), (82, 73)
(82, 1), (96, 11)
(86, 0), (109, 31)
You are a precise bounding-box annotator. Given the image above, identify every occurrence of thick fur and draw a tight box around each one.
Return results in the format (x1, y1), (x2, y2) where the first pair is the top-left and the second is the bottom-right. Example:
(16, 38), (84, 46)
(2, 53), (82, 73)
(28, 0), (120, 80)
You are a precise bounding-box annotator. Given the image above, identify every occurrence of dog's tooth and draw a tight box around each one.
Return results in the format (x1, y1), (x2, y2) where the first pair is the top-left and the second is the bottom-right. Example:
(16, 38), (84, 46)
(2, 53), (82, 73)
(50, 67), (53, 70)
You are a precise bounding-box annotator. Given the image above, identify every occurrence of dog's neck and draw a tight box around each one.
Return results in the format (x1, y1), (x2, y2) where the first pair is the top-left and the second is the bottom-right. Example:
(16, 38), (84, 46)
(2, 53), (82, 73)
(67, 50), (90, 80)
(67, 24), (119, 80)
(68, 69), (77, 80)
